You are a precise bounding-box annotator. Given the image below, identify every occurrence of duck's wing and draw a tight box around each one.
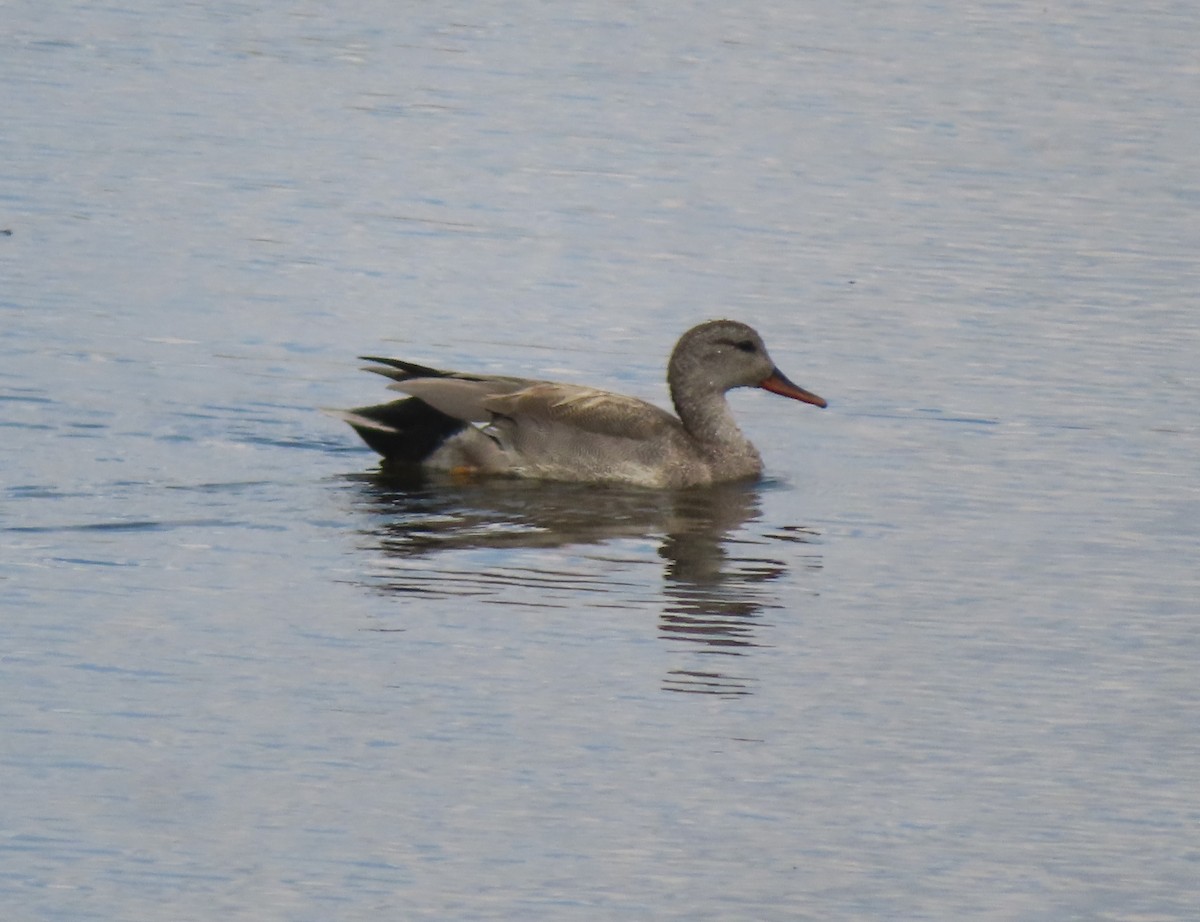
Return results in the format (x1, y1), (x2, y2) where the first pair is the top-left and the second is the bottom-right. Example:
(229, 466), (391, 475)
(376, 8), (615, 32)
(373, 359), (680, 440)
(482, 383), (681, 441)
(384, 373), (539, 424)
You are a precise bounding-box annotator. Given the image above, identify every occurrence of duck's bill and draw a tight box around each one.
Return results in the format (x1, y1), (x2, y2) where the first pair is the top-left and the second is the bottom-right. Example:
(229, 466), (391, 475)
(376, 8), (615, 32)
(759, 368), (827, 408)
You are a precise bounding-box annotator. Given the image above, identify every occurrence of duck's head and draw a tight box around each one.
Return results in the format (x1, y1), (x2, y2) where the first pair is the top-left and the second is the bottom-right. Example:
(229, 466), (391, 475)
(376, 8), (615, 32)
(670, 319), (827, 408)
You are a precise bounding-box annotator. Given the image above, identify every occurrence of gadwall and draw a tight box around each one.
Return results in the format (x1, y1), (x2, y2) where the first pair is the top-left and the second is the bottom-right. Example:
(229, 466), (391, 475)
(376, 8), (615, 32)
(333, 319), (826, 488)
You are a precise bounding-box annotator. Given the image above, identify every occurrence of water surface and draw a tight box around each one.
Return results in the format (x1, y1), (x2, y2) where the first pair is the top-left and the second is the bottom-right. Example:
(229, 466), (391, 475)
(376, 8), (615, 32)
(3, 2), (1199, 920)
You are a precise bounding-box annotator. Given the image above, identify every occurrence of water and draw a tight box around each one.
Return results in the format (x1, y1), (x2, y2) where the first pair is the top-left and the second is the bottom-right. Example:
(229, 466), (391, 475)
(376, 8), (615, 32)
(4, 2), (1199, 919)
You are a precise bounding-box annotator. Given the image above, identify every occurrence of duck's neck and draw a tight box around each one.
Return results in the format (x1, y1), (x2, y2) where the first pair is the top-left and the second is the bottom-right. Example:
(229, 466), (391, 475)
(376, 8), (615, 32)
(669, 377), (762, 475)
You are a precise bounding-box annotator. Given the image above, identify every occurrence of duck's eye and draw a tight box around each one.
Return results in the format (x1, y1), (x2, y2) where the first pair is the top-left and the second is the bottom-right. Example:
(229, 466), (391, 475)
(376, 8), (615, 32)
(735, 340), (757, 353)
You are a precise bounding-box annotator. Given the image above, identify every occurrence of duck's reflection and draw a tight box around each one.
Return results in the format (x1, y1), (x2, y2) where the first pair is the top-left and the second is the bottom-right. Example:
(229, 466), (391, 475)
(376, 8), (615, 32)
(346, 470), (821, 696)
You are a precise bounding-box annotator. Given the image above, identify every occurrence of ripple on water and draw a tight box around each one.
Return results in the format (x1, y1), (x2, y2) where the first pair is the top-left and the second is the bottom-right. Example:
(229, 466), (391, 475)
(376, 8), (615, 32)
(344, 471), (824, 696)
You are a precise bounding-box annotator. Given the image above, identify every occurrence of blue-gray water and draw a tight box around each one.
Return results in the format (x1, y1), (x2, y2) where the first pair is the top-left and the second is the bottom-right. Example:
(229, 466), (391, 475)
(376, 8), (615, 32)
(4, 2), (1198, 919)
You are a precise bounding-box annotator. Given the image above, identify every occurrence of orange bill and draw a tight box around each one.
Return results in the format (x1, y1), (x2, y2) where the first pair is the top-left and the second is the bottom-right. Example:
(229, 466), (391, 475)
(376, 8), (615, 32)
(759, 368), (827, 408)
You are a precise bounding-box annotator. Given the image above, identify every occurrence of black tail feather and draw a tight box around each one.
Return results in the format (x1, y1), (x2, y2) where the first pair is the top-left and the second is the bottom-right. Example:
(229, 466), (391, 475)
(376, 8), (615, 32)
(344, 397), (465, 464)
(358, 357), (450, 383)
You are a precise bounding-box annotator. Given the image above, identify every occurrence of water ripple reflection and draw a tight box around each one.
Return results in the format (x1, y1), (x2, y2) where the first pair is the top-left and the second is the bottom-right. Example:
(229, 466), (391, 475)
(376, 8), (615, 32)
(345, 472), (822, 696)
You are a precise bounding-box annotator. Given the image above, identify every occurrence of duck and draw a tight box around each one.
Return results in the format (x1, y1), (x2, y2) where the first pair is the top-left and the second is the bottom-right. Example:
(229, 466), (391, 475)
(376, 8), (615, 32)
(332, 319), (826, 488)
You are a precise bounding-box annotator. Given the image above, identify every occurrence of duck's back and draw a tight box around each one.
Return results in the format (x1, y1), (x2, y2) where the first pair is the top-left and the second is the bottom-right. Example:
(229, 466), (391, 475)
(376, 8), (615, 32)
(480, 383), (708, 487)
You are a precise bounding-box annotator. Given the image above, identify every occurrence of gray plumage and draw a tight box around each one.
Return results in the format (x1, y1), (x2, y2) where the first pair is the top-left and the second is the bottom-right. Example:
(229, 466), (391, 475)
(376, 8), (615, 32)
(332, 319), (826, 488)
